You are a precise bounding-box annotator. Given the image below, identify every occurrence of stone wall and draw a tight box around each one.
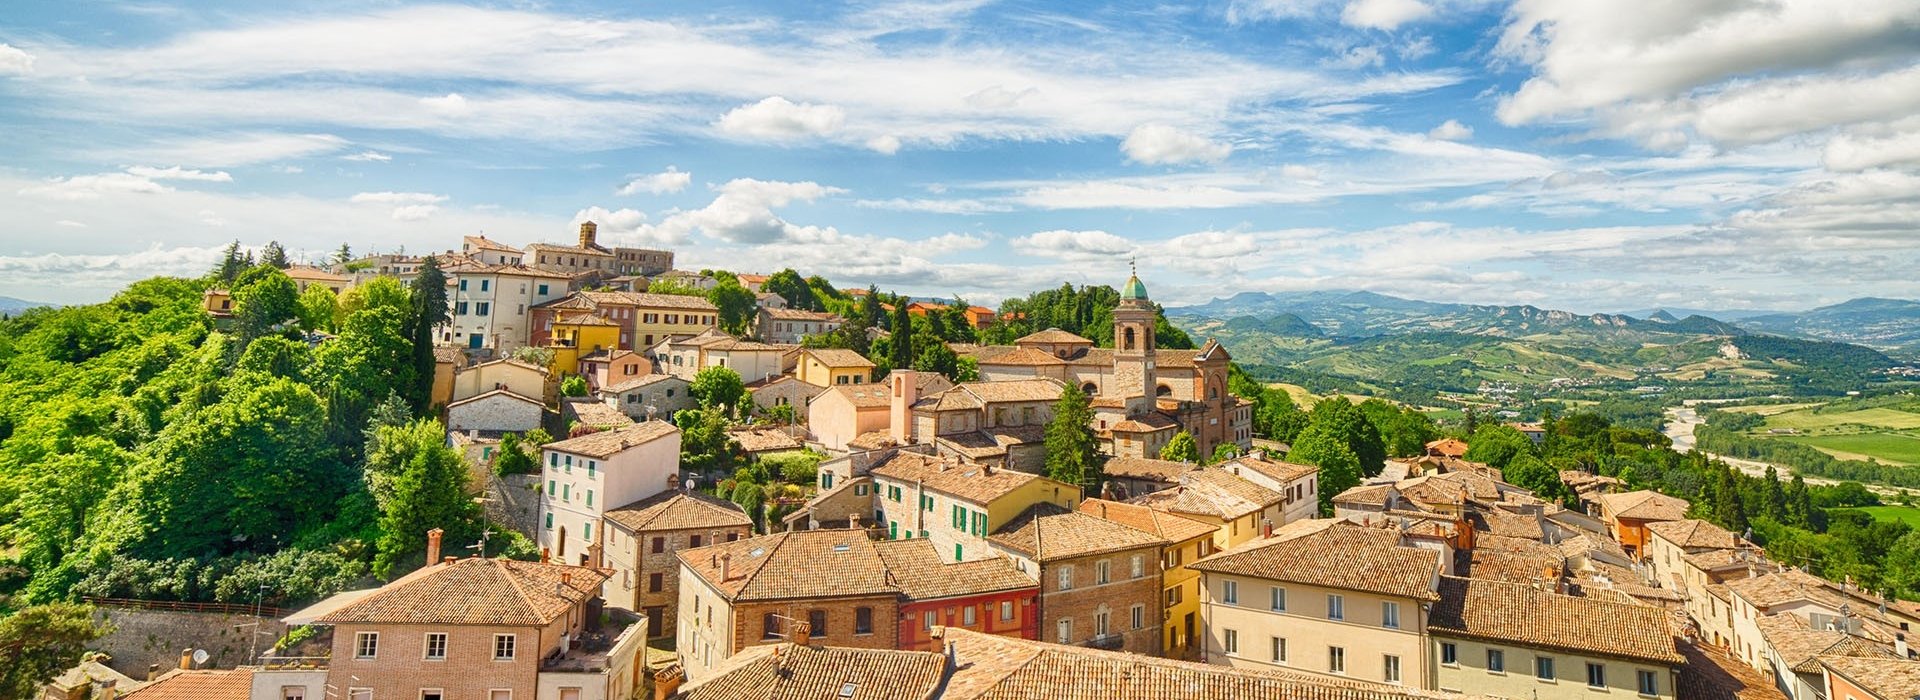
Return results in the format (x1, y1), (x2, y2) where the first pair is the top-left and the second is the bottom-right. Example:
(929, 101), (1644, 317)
(91, 606), (289, 677)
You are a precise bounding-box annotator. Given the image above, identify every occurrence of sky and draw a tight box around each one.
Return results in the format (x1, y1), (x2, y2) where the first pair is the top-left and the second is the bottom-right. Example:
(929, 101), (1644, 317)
(1, 0), (1918, 312)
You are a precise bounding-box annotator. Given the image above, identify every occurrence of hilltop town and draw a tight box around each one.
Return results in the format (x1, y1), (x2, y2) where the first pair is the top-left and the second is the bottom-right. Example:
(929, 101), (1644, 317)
(10, 222), (1920, 700)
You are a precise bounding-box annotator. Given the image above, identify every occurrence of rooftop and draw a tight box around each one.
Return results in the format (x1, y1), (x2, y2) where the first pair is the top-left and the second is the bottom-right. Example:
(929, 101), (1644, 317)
(1222, 454), (1318, 484)
(1189, 520), (1440, 601)
(1597, 490), (1691, 522)
(1646, 518), (1744, 550)
(1101, 456), (1199, 483)
(761, 307), (842, 322)
(1676, 642), (1788, 700)
(1129, 468), (1283, 520)
(563, 397), (639, 429)
(821, 383), (894, 409)
(1077, 498), (1217, 543)
(871, 451), (1060, 506)
(802, 347), (877, 368)
(989, 502), (1167, 561)
(1012, 328), (1093, 345)
(545, 419), (677, 458)
(316, 557), (609, 626)
(873, 539), (1038, 601)
(1819, 656), (1920, 700)
(122, 669), (251, 700)
(679, 529), (895, 602)
(605, 489), (752, 533)
(1429, 576), (1685, 666)
(675, 643), (948, 700)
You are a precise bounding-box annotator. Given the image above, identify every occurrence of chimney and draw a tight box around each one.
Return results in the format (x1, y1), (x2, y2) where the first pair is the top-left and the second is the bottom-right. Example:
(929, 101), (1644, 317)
(1898, 633), (1910, 659)
(579, 221), (599, 249)
(146, 664), (159, 682)
(794, 620), (813, 647)
(849, 513), (860, 530)
(890, 370), (919, 444)
(720, 552), (732, 581)
(540, 547), (551, 564)
(652, 666), (687, 700)
(443, 556), (457, 565)
(178, 648), (193, 670)
(667, 472), (681, 491)
(1263, 519), (1274, 538)
(425, 528), (444, 566)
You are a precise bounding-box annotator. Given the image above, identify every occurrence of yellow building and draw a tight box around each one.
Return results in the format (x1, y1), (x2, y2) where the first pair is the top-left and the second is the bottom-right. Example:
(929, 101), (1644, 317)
(1077, 498), (1219, 661)
(549, 311), (622, 376)
(795, 348), (877, 387)
(1129, 468), (1287, 551)
(203, 288), (233, 317)
(868, 450), (1080, 562)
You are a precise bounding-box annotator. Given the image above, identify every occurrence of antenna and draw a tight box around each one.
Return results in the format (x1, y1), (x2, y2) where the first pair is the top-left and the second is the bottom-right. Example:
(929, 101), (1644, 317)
(191, 649), (210, 666)
(468, 527), (495, 558)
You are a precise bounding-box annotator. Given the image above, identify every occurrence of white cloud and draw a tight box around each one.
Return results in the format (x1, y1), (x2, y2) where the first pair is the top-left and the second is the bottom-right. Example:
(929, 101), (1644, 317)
(1341, 0), (1431, 30)
(0, 43), (33, 75)
(865, 135), (902, 155)
(1122, 124), (1232, 165)
(1279, 164), (1321, 180)
(1824, 130), (1920, 171)
(124, 166), (233, 182)
(112, 133), (347, 167)
(1011, 230), (1139, 260)
(1428, 119), (1472, 141)
(18, 171), (175, 200)
(616, 167), (691, 196)
(652, 178), (847, 244)
(853, 197), (1012, 214)
(572, 207), (650, 238)
(1323, 44), (1385, 70)
(390, 205), (439, 221)
(350, 191), (447, 205)
(421, 92), (470, 115)
(716, 97), (846, 140)
(343, 150), (392, 162)
(1226, 0), (1328, 24)
(55, 219), (86, 228)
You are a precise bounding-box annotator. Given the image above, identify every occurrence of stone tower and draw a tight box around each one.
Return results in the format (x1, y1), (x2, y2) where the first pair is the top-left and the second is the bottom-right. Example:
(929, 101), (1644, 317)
(578, 220), (599, 249)
(1112, 263), (1156, 411)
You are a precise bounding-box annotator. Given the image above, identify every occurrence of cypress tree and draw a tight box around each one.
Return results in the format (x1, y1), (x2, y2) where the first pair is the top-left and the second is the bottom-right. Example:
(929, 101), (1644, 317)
(1044, 385), (1101, 492)
(405, 256), (449, 413)
(889, 303), (912, 373)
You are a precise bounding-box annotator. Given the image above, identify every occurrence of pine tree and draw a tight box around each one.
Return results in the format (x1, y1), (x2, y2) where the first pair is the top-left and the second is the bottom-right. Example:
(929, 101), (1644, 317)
(260, 241), (291, 269)
(1785, 474), (1813, 528)
(333, 243), (353, 266)
(1716, 467), (1749, 534)
(889, 303), (912, 374)
(1044, 385), (1101, 491)
(1763, 466), (1788, 522)
(216, 240), (245, 283)
(405, 256), (449, 413)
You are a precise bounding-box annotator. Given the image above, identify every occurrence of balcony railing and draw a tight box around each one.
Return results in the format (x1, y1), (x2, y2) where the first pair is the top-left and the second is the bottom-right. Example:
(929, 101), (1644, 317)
(257, 656), (330, 671)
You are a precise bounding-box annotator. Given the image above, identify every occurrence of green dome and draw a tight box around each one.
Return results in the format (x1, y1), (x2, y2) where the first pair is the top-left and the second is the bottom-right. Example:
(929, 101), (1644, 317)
(1121, 274), (1148, 300)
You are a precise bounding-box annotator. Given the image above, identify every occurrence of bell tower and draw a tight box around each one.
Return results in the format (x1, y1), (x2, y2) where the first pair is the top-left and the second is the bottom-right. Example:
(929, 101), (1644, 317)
(1113, 261), (1156, 411)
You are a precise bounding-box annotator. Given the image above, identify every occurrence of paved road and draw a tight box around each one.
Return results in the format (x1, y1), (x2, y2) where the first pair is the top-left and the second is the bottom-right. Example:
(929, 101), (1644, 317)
(1661, 406), (1914, 498)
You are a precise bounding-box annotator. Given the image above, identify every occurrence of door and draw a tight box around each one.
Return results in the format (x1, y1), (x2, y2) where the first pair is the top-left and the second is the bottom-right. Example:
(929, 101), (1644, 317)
(1183, 612), (1195, 647)
(468, 333), (484, 349)
(646, 606), (666, 638)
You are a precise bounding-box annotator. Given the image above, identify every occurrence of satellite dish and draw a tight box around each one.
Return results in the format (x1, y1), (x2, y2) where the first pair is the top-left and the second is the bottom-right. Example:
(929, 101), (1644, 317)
(191, 649), (210, 666)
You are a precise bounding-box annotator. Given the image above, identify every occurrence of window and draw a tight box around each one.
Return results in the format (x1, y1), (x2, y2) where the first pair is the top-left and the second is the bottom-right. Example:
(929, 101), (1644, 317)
(972, 511), (986, 537)
(651, 537), (665, 553)
(1270, 586), (1287, 612)
(424, 691), (445, 700)
(585, 490), (593, 507)
(1223, 629), (1239, 655)
(690, 535), (703, 548)
(1329, 646), (1345, 674)
(460, 279), (469, 291)
(1058, 566), (1074, 591)
(476, 302), (490, 316)
(493, 634), (516, 661)
(424, 632), (447, 660)
(1382, 601), (1400, 629)
(281, 688), (306, 700)
(963, 605), (977, 625)
(1327, 594), (1344, 620)
(354, 632), (378, 659)
(1271, 637), (1287, 663)
(924, 610), (937, 630)
(855, 607), (874, 635)
(583, 523), (591, 541)
(538, 284), (549, 295)
(1095, 609), (1109, 637)
(810, 609), (827, 636)
(648, 573), (663, 592)
(954, 543), (963, 561)
(1002, 600), (1016, 621)
(1222, 580), (1238, 604)
(1131, 555), (1144, 579)
(1384, 655), (1402, 684)
(1586, 663), (1606, 689)
(1096, 560), (1111, 584)
(480, 279), (490, 291)
(349, 690), (372, 700)
(1488, 649), (1506, 673)
(1441, 642), (1458, 665)
(587, 462), (596, 478)
(544, 512), (553, 530)
(456, 301), (469, 315)
(1637, 669), (1657, 696)
(1536, 656), (1556, 680)
(762, 613), (782, 640)
(1057, 618), (1072, 644)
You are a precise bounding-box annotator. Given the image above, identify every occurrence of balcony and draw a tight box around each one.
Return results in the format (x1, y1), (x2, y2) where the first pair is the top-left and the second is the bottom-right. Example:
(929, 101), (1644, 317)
(541, 608), (646, 674)
(1085, 634), (1126, 651)
(257, 656), (330, 671)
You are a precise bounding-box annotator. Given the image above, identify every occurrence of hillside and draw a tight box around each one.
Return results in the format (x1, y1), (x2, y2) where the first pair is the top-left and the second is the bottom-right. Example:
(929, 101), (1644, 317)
(1739, 298), (1920, 355)
(0, 296), (51, 315)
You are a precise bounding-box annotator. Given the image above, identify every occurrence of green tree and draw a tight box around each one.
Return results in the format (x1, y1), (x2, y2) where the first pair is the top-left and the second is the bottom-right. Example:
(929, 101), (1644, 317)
(1463, 424), (1535, 471)
(1306, 397), (1388, 476)
(367, 418), (480, 578)
(0, 603), (111, 699)
(1209, 443), (1240, 465)
(215, 240), (246, 283)
(1357, 399), (1438, 458)
(405, 256), (449, 413)
(560, 375), (590, 397)
(232, 268), (300, 344)
(260, 241), (291, 269)
(1160, 431), (1199, 463)
(332, 243), (353, 266)
(1502, 454), (1572, 502)
(1044, 385), (1101, 490)
(731, 482), (767, 533)
(763, 269), (821, 311)
(911, 337), (960, 381)
(676, 407), (740, 473)
(954, 355), (980, 382)
(690, 366), (747, 415)
(1291, 426), (1361, 515)
(1763, 466), (1789, 522)
(707, 280), (757, 335)
(1785, 475), (1813, 528)
(888, 303), (912, 373)
(296, 284), (339, 334)
(313, 290), (414, 452)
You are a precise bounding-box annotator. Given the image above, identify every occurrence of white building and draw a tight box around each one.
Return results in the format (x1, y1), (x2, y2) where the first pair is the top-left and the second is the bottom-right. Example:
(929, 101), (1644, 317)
(441, 262), (574, 352)
(538, 420), (683, 573)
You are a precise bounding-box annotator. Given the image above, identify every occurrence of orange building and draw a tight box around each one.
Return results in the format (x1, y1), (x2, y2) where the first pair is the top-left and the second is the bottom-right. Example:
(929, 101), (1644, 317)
(875, 538), (1040, 651)
(1595, 490), (1691, 558)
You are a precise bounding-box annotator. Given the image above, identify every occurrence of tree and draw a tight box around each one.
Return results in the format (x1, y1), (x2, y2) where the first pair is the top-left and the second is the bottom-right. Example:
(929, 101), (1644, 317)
(404, 256), (449, 414)
(888, 303), (912, 373)
(912, 337), (960, 381)
(1464, 424), (1535, 471)
(1306, 398), (1387, 476)
(1503, 454), (1572, 503)
(1160, 431), (1199, 463)
(690, 366), (747, 415)
(367, 418), (480, 578)
(1786, 475), (1813, 528)
(1357, 399), (1438, 458)
(560, 375), (589, 397)
(296, 284), (339, 334)
(731, 482), (767, 533)
(1044, 385), (1101, 490)
(676, 407), (740, 473)
(1764, 466), (1789, 522)
(332, 243), (353, 266)
(215, 240), (246, 283)
(0, 603), (110, 699)
(763, 269), (820, 311)
(232, 268), (300, 344)
(260, 240), (291, 269)
(707, 280), (757, 336)
(1291, 425), (1361, 515)
(1209, 443), (1240, 465)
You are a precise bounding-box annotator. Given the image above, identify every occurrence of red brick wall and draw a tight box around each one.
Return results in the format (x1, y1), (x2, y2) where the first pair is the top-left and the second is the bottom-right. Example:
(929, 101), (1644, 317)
(1037, 546), (1163, 655)
(898, 589), (1040, 651)
(730, 595), (899, 654)
(327, 622), (540, 699)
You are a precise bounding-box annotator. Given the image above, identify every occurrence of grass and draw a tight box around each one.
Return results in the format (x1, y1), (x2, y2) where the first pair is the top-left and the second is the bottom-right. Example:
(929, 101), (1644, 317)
(1764, 406), (1920, 431)
(1721, 402), (1825, 416)
(1782, 433), (1920, 465)
(1839, 505), (1920, 527)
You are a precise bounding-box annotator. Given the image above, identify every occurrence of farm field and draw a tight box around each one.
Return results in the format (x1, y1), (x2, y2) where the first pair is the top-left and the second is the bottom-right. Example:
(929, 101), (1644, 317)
(1763, 406), (1920, 430)
(1783, 433), (1920, 465)
(1721, 402), (1825, 415)
(1839, 505), (1920, 527)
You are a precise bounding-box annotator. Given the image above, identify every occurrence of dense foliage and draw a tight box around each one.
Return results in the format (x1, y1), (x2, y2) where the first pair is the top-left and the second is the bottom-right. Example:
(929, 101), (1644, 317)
(980, 283), (1194, 350)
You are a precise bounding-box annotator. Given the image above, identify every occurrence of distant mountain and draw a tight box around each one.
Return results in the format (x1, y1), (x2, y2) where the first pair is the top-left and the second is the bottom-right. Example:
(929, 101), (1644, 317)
(1737, 298), (1920, 355)
(0, 296), (51, 315)
(1169, 290), (1707, 339)
(1618, 307), (1783, 321)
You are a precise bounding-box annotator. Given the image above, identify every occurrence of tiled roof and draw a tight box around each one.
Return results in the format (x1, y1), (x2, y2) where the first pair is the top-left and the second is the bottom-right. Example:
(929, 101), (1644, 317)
(918, 379), (1067, 412)
(731, 428), (804, 453)
(556, 311), (620, 326)
(317, 557), (609, 626)
(1819, 656), (1920, 700)
(1458, 535), (1564, 584)
(939, 626), (1456, 700)
(434, 346), (470, 364)
(1646, 519), (1743, 550)
(605, 490), (751, 533)
(1429, 576), (1685, 665)
(1726, 569), (1844, 609)
(1684, 547), (1764, 573)
(1557, 533), (1630, 563)
(977, 347), (1069, 366)
(623, 292), (719, 310)
(873, 539), (1038, 601)
(802, 347), (877, 368)
(677, 643), (948, 700)
(1333, 483), (1397, 506)
(464, 234), (520, 252)
(1191, 520), (1440, 600)
(449, 261), (576, 280)
(122, 669), (252, 700)
(1396, 476), (1468, 507)
(761, 307), (842, 322)
(1130, 468), (1283, 520)
(679, 529), (896, 602)
(989, 502), (1166, 560)
(1428, 470), (1506, 501)
(1223, 455), (1318, 484)
(563, 398), (638, 428)
(1109, 412), (1178, 432)
(605, 373), (686, 393)
(447, 388), (543, 409)
(1425, 438), (1469, 457)
(1101, 456), (1199, 483)
(1468, 508), (1545, 540)
(1013, 328), (1093, 345)
(871, 451), (1060, 505)
(1077, 498), (1217, 543)
(1677, 642), (1788, 700)
(848, 430), (903, 451)
(1597, 490), (1691, 522)
(821, 384), (893, 409)
(1756, 614), (1899, 673)
(283, 265), (349, 282)
(545, 419), (677, 458)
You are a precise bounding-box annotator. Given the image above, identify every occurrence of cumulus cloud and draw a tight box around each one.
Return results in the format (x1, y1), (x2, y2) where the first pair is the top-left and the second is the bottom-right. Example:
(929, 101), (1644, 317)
(1011, 230), (1139, 260)
(1341, 0), (1431, 30)
(572, 206), (650, 237)
(421, 92), (470, 115)
(0, 245), (229, 280)
(0, 43), (33, 75)
(653, 178), (847, 244)
(15, 165), (234, 200)
(716, 97), (846, 140)
(343, 150), (392, 162)
(1823, 128), (1920, 172)
(1121, 124), (1233, 165)
(1428, 119), (1472, 141)
(616, 167), (691, 196)
(865, 135), (902, 155)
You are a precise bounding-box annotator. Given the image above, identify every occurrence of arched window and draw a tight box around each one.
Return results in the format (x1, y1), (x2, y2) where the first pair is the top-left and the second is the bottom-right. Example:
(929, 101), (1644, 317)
(1208, 382), (1221, 400)
(1156, 384), (1172, 398)
(1081, 382), (1099, 394)
(1122, 327), (1136, 350)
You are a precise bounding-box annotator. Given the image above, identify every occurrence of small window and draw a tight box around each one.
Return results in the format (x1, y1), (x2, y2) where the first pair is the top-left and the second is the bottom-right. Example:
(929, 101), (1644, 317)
(762, 613), (782, 640)
(1271, 637), (1287, 663)
(648, 573), (663, 592)
(651, 537), (665, 553)
(855, 607), (874, 635)
(1488, 649), (1506, 673)
(1131, 603), (1144, 629)
(354, 631), (379, 659)
(810, 609), (827, 636)
(1537, 656), (1556, 681)
(281, 688), (306, 700)
(1097, 560), (1111, 584)
(1382, 601), (1400, 629)
(1058, 566), (1074, 591)
(1130, 555), (1144, 579)
(1441, 642), (1458, 665)
(1223, 580), (1238, 604)
(963, 605), (977, 626)
(1223, 628), (1239, 655)
(424, 632), (447, 660)
(494, 633), (516, 661)
(1270, 586), (1287, 612)
(1327, 594), (1344, 620)
(1056, 618), (1071, 644)
(691, 535), (703, 548)
(1637, 669), (1657, 696)
(544, 512), (553, 530)
(1587, 663), (1606, 689)
(1329, 646), (1345, 674)
(1001, 601), (1014, 621)
(1384, 655), (1401, 684)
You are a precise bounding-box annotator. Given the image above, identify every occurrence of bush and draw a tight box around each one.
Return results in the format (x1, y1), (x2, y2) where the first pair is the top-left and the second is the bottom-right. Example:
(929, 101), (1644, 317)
(762, 450), (826, 485)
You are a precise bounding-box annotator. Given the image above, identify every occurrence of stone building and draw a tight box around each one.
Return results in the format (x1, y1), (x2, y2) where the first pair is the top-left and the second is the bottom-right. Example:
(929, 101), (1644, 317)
(988, 502), (1167, 656)
(603, 486), (752, 639)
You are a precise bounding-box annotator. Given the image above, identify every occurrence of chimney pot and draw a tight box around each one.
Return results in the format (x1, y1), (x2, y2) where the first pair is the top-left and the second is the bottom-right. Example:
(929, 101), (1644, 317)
(794, 620), (812, 647)
(443, 556), (457, 565)
(179, 648), (193, 670)
(720, 552), (733, 581)
(147, 664), (159, 682)
(425, 528), (445, 566)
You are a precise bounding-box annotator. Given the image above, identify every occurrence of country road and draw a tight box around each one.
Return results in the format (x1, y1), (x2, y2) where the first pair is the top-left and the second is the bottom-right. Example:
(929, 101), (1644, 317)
(1662, 406), (1915, 498)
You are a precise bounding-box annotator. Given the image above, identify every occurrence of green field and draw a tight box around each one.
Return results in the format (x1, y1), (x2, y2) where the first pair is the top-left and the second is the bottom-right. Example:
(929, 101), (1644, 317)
(1839, 505), (1920, 527)
(1763, 407), (1920, 430)
(1721, 402), (1825, 416)
(1783, 433), (1920, 465)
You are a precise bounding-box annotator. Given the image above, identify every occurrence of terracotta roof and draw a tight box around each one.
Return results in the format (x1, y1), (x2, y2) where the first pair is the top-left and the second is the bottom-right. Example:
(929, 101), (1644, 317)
(1558, 533), (1630, 563)
(1396, 475), (1468, 507)
(283, 265), (350, 283)
(1333, 483), (1397, 507)
(624, 292), (719, 310)
(848, 430), (903, 451)
(1429, 576), (1685, 665)
(1428, 470), (1506, 501)
(1077, 498), (1216, 543)
(1727, 569), (1849, 610)
(1684, 547), (1761, 573)
(820, 384), (892, 409)
(1819, 656), (1920, 700)
(556, 311), (620, 326)
(317, 557), (609, 626)
(1109, 412), (1178, 432)
(1130, 468), (1282, 520)
(873, 539), (1038, 601)
(122, 669), (251, 700)
(1677, 642), (1788, 700)
(1101, 456), (1199, 483)
(1013, 328), (1093, 345)
(545, 419), (677, 458)
(450, 261), (576, 280)
(801, 347), (877, 368)
(731, 428), (804, 453)
(989, 502), (1166, 560)
(761, 307), (842, 322)
(605, 490), (752, 533)
(1756, 614), (1899, 673)
(1458, 535), (1564, 584)
(939, 626), (1452, 700)
(432, 346), (470, 365)
(1647, 519), (1743, 550)
(1425, 438), (1469, 457)
(563, 398), (637, 428)
(679, 529), (896, 602)
(1597, 490), (1691, 522)
(918, 379), (1067, 411)
(1191, 520), (1441, 600)
(447, 387), (544, 409)
(464, 234), (520, 252)
(977, 347), (1069, 366)
(1468, 508), (1545, 540)
(1223, 455), (1318, 484)
(605, 373), (686, 393)
(677, 643), (948, 700)
(871, 451), (1060, 505)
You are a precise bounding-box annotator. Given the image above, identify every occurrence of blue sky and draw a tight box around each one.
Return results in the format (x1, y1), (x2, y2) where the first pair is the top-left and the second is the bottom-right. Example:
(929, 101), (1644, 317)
(1, 0), (1917, 311)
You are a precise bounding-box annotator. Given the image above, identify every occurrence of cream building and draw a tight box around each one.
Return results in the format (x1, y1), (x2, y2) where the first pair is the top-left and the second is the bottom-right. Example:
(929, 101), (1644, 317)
(450, 358), (550, 405)
(441, 261), (574, 352)
(795, 348), (875, 387)
(538, 421), (682, 572)
(651, 329), (792, 383)
(1427, 576), (1684, 698)
(866, 450), (1080, 561)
